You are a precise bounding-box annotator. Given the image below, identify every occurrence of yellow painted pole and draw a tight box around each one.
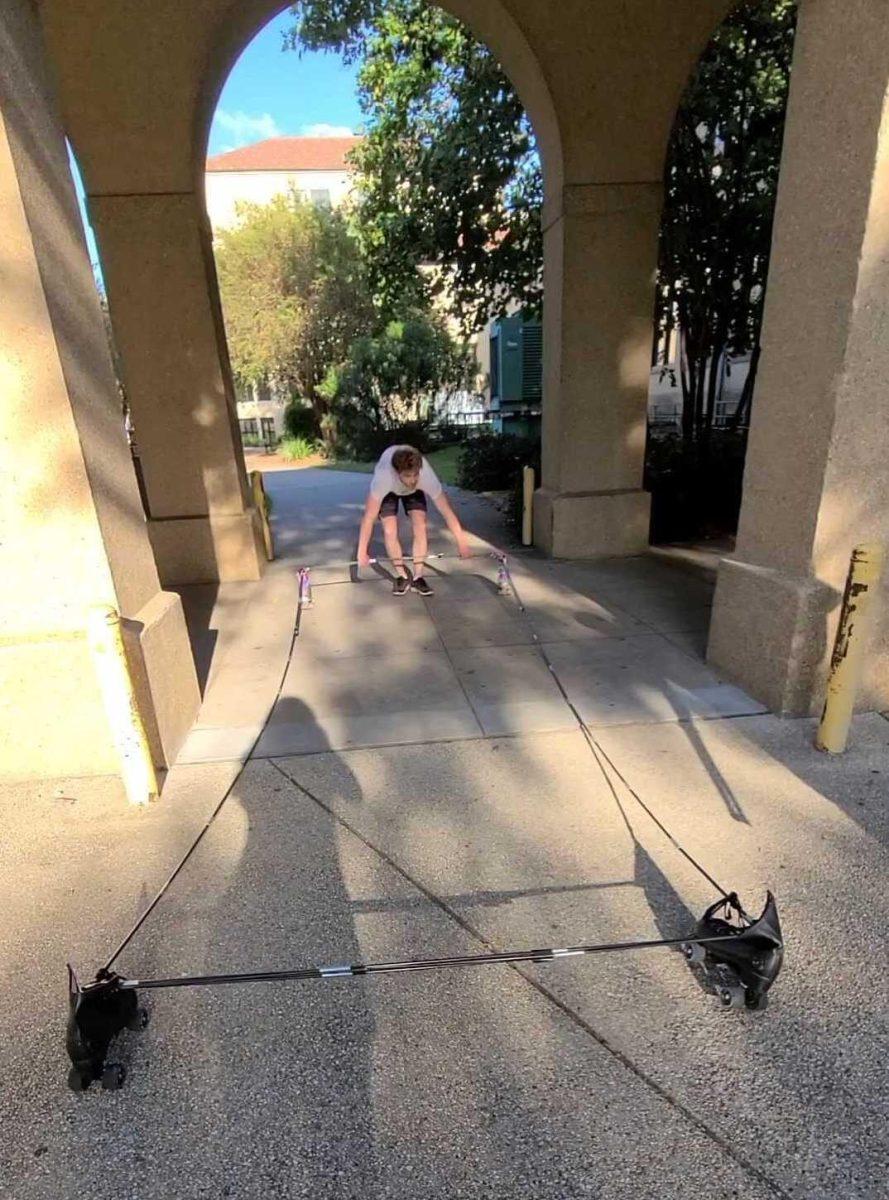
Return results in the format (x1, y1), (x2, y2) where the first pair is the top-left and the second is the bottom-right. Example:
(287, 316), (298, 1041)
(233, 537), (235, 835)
(87, 606), (158, 805)
(815, 543), (885, 754)
(521, 465), (534, 547)
(251, 469), (275, 561)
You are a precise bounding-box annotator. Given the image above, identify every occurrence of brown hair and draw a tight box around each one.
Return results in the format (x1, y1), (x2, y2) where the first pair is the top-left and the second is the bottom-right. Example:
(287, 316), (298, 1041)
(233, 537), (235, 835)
(392, 446), (422, 474)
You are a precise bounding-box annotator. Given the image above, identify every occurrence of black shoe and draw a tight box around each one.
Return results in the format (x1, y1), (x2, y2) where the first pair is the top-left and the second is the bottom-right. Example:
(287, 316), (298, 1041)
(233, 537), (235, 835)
(393, 576), (410, 596)
(411, 576), (434, 597)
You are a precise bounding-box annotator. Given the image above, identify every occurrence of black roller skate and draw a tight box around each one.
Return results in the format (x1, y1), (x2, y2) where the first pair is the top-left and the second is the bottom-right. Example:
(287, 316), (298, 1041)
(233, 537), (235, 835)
(66, 965), (148, 1091)
(681, 891), (783, 1011)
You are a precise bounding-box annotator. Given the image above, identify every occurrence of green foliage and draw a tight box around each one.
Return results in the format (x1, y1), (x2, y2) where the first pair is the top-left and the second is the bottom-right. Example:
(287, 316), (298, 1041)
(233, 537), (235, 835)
(215, 191), (374, 422)
(655, 0), (797, 443)
(645, 430), (748, 542)
(286, 1), (542, 334)
(283, 400), (319, 439)
(281, 435), (322, 460)
(456, 432), (539, 493)
(322, 313), (474, 458)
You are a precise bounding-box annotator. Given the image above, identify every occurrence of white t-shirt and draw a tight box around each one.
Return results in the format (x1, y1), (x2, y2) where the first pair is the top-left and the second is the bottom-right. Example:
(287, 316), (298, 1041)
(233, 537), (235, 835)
(370, 445), (443, 501)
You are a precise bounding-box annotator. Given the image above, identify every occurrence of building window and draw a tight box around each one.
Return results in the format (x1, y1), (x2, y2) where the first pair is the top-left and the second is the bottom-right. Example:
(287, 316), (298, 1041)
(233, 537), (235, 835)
(310, 188), (331, 207)
(239, 418), (258, 437)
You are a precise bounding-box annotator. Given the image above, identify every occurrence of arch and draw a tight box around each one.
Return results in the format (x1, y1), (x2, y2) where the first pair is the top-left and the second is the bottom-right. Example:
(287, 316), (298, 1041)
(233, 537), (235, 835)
(193, 0), (563, 202)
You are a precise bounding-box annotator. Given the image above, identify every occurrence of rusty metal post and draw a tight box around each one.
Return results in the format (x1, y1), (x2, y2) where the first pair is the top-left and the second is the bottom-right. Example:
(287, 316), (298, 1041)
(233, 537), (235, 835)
(815, 544), (885, 754)
(250, 470), (275, 561)
(521, 465), (534, 547)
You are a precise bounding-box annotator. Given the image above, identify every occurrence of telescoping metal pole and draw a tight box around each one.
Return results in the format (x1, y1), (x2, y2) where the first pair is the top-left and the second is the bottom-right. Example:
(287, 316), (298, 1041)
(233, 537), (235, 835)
(116, 932), (744, 992)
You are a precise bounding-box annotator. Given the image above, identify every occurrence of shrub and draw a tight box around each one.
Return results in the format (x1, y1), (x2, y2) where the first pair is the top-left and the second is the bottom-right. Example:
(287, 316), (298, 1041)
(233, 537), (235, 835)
(283, 401), (319, 440)
(456, 432), (540, 492)
(324, 413), (434, 462)
(644, 430), (748, 542)
(280, 435), (320, 461)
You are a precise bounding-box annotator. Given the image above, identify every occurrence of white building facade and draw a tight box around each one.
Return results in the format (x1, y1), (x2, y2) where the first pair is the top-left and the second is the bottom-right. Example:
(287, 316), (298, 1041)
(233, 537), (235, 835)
(206, 136), (360, 440)
(206, 134), (498, 442)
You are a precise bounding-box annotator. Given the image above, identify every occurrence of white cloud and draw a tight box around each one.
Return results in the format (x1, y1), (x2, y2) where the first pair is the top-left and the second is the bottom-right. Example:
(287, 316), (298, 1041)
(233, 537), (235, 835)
(213, 109), (282, 148)
(299, 122), (354, 138)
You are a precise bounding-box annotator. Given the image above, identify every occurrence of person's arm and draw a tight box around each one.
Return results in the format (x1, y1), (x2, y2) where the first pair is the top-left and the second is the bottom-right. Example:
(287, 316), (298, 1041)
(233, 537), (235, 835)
(357, 491), (382, 565)
(432, 491), (471, 557)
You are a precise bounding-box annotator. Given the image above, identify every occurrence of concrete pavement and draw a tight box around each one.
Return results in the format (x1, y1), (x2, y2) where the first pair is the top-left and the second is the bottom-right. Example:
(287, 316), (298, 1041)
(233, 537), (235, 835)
(1, 466), (887, 1199)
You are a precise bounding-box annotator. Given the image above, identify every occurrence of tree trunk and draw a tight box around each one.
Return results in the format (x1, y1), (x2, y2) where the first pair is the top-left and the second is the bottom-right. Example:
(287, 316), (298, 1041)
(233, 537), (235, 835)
(730, 342), (760, 430)
(679, 326), (695, 444)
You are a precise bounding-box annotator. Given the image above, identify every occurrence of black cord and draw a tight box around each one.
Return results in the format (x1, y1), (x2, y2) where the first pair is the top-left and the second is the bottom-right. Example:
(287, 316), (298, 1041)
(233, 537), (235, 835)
(499, 559), (730, 899)
(101, 584), (305, 972)
(102, 552), (729, 973)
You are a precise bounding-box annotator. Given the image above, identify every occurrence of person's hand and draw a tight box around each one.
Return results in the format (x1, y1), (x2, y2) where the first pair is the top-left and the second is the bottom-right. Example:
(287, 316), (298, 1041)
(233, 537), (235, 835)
(457, 537), (472, 560)
(357, 548), (372, 568)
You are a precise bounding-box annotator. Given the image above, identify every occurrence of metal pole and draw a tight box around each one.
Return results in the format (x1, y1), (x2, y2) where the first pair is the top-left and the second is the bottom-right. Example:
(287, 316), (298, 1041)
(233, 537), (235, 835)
(815, 543), (885, 754)
(522, 465), (534, 546)
(86, 606), (158, 805)
(118, 931), (744, 992)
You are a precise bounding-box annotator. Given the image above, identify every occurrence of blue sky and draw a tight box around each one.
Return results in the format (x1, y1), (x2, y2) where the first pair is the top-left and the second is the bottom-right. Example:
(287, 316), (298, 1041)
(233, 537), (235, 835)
(208, 10), (362, 156)
(74, 9), (362, 277)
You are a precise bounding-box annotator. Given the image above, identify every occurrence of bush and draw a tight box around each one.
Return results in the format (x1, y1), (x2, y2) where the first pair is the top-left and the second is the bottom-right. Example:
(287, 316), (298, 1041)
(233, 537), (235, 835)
(456, 432), (540, 492)
(456, 432), (541, 534)
(283, 401), (319, 440)
(644, 431), (748, 543)
(280, 435), (320, 461)
(325, 414), (434, 462)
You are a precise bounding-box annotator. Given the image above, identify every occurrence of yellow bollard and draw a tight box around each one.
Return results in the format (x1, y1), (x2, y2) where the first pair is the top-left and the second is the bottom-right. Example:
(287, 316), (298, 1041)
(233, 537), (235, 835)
(87, 607), (158, 805)
(815, 543), (885, 754)
(251, 470), (275, 561)
(522, 465), (534, 547)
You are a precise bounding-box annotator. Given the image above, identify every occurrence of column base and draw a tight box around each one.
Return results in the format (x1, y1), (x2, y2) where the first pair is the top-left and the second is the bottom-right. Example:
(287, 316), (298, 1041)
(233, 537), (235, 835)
(0, 590), (199, 780)
(533, 487), (651, 558)
(709, 557), (889, 716)
(708, 559), (838, 716)
(148, 509), (265, 585)
(122, 590), (200, 768)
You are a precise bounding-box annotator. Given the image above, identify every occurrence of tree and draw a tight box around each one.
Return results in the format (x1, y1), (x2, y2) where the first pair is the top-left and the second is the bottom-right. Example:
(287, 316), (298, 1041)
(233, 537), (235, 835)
(320, 312), (475, 454)
(214, 190), (374, 427)
(285, 0), (543, 335)
(654, 0), (797, 444)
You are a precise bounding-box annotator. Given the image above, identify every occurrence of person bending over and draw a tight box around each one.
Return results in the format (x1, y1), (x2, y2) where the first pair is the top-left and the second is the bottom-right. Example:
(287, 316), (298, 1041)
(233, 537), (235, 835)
(356, 445), (471, 595)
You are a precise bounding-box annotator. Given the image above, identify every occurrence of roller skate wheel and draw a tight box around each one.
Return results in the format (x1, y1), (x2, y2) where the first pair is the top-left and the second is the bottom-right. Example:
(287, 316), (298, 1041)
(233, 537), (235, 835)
(718, 984), (746, 1010)
(67, 1066), (90, 1092)
(745, 991), (769, 1012)
(127, 1007), (150, 1031)
(101, 1063), (126, 1091)
(681, 941), (706, 965)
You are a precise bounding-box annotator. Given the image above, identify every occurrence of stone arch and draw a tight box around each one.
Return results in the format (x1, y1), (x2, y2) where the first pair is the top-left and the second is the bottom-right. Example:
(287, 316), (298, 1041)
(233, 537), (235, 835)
(193, 0), (563, 201)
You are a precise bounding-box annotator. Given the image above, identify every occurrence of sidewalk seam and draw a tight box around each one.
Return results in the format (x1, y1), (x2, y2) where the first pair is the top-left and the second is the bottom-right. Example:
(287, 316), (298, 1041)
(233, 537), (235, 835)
(270, 757), (792, 1200)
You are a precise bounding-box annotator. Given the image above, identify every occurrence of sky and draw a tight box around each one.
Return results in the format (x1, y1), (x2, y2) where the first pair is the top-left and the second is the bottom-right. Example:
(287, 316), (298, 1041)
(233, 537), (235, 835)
(74, 8), (362, 278)
(207, 10), (362, 156)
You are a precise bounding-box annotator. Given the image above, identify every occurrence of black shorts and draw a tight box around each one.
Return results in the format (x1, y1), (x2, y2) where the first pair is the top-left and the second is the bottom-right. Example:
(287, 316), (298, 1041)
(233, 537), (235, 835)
(379, 490), (427, 518)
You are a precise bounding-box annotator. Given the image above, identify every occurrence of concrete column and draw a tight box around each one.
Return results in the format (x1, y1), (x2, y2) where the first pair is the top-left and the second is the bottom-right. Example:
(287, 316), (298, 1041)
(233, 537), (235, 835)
(88, 190), (265, 585)
(708, 0), (889, 714)
(534, 182), (659, 557)
(0, 0), (199, 778)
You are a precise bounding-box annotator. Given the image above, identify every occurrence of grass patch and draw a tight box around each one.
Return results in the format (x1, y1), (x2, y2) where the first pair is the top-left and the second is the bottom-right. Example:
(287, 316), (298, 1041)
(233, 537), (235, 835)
(321, 445), (462, 486)
(281, 435), (322, 461)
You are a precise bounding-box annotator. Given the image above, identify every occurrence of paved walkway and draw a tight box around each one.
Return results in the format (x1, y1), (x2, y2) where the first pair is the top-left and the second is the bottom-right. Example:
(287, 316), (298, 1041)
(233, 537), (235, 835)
(2, 467), (888, 1199)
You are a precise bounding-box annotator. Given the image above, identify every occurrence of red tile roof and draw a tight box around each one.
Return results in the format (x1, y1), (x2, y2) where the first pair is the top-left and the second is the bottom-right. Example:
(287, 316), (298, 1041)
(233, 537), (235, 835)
(206, 136), (361, 173)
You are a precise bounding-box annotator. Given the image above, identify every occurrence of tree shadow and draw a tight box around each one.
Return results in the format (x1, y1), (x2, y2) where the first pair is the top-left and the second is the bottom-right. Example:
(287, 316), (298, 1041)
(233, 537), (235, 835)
(110, 701), (383, 1194)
